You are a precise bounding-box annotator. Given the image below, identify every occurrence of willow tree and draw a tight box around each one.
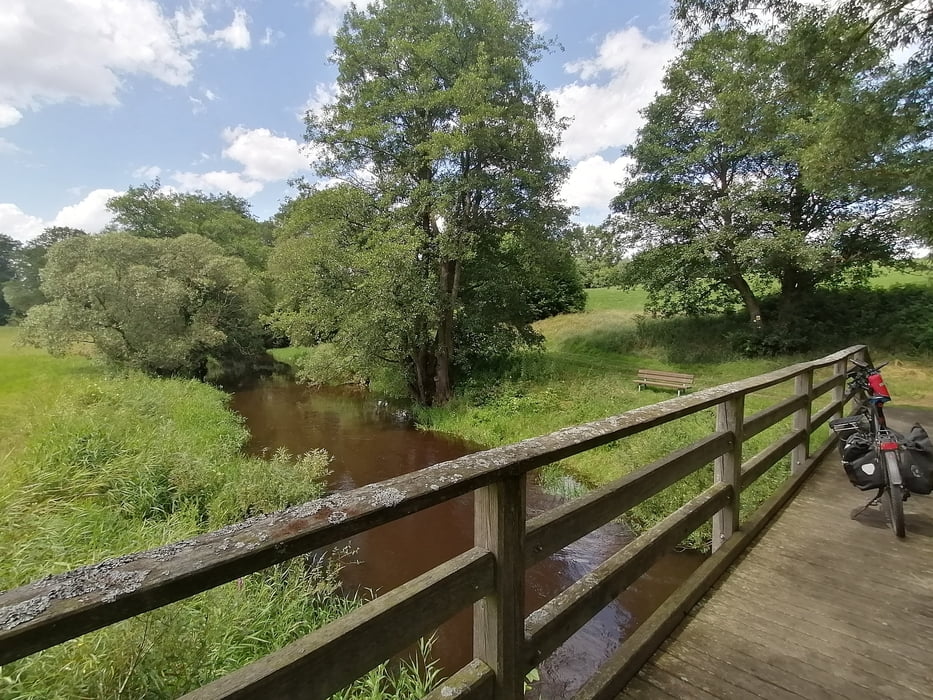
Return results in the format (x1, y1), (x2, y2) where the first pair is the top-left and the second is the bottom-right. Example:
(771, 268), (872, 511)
(294, 0), (572, 405)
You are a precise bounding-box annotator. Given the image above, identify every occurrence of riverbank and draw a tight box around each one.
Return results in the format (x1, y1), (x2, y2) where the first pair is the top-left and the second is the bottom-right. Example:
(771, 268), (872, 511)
(0, 328), (434, 698)
(416, 288), (933, 548)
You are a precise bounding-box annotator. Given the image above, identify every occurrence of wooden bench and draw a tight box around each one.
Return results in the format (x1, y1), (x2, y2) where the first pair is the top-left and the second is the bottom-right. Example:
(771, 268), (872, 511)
(635, 369), (695, 395)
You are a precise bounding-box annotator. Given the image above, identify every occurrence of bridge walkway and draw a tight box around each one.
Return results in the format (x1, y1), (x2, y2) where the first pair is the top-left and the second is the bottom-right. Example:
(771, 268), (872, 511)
(620, 434), (933, 699)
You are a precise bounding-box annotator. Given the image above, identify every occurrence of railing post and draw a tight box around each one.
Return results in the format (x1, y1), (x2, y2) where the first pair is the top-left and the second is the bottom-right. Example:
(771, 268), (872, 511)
(474, 475), (525, 699)
(791, 369), (813, 475)
(712, 396), (743, 552)
(831, 359), (847, 420)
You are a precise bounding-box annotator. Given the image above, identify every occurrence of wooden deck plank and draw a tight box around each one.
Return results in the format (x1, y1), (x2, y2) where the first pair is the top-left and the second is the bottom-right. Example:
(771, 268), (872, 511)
(618, 447), (933, 699)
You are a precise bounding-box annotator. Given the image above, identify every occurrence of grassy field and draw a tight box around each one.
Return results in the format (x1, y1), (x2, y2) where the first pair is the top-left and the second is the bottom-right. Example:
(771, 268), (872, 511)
(418, 285), (933, 547)
(0, 328), (436, 699)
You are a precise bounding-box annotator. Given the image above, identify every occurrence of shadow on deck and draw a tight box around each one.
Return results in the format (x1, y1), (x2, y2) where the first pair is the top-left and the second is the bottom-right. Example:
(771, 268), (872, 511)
(621, 410), (933, 700)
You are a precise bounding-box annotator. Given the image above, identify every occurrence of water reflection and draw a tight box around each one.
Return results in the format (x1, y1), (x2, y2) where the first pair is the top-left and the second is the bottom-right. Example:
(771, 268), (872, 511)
(231, 382), (702, 696)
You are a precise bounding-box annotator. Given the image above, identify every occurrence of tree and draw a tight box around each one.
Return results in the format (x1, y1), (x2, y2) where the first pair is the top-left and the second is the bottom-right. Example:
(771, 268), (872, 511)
(567, 224), (627, 287)
(21, 233), (269, 379)
(674, 0), (933, 244)
(2, 227), (87, 319)
(0, 234), (19, 324)
(107, 183), (273, 268)
(289, 0), (574, 405)
(611, 26), (913, 323)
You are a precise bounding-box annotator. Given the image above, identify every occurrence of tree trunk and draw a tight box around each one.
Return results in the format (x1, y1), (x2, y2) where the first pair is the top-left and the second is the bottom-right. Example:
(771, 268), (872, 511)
(433, 259), (460, 406)
(410, 346), (436, 406)
(728, 274), (763, 328)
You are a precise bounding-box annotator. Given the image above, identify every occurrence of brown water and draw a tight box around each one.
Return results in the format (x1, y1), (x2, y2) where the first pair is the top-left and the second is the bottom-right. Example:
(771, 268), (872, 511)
(231, 381), (703, 697)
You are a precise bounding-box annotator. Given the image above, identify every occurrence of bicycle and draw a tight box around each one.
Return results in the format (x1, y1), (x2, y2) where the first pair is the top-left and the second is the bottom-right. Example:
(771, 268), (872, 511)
(830, 358), (908, 538)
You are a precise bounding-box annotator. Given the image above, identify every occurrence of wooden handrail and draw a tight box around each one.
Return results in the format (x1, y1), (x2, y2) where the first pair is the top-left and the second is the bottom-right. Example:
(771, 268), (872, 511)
(0, 345), (865, 699)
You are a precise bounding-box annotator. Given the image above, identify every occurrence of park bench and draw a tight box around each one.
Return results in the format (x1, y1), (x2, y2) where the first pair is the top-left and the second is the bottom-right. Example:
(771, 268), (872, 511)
(635, 368), (695, 395)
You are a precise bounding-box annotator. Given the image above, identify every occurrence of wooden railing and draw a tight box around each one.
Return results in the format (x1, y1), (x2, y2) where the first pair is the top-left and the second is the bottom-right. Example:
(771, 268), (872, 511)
(0, 345), (866, 699)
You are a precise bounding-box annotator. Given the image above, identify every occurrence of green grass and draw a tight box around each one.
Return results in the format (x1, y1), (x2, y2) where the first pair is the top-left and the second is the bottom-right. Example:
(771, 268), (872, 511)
(0, 328), (435, 699)
(871, 261), (932, 289)
(417, 288), (933, 548)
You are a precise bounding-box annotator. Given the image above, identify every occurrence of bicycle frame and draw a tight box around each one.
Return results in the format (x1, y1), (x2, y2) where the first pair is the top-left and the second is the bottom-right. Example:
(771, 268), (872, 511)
(844, 360), (906, 537)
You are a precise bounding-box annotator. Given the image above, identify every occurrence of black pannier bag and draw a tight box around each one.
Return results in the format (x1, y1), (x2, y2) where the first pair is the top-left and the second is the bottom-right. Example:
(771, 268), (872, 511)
(901, 423), (933, 495)
(830, 415), (869, 456)
(840, 434), (886, 490)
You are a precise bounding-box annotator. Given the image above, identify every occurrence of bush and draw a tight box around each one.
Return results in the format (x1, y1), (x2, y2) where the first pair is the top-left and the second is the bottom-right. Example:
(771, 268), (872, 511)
(20, 233), (270, 380)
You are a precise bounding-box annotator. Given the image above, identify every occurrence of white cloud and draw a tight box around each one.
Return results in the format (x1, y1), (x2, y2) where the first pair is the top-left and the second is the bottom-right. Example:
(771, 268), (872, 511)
(212, 8), (251, 50)
(171, 170), (265, 198)
(221, 126), (310, 181)
(0, 189), (121, 242)
(0, 105), (22, 128)
(561, 155), (631, 212)
(0, 137), (24, 155)
(204, 88), (218, 102)
(312, 0), (357, 36)
(0, 203), (45, 242)
(0, 1), (251, 124)
(551, 27), (678, 160)
(132, 165), (162, 180)
(52, 189), (121, 232)
(300, 81), (339, 122)
(261, 27), (284, 46)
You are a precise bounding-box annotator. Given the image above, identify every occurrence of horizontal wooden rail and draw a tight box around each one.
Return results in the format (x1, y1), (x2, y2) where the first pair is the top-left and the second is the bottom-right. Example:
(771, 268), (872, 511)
(423, 659), (495, 700)
(524, 483), (730, 666)
(183, 548), (495, 699)
(812, 373), (844, 400)
(812, 398), (846, 431)
(525, 432), (732, 565)
(0, 345), (866, 699)
(742, 394), (807, 439)
(740, 429), (806, 490)
(574, 431), (840, 700)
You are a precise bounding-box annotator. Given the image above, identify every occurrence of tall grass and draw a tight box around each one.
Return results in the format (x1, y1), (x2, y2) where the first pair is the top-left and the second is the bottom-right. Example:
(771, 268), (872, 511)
(417, 288), (933, 548)
(0, 328), (437, 698)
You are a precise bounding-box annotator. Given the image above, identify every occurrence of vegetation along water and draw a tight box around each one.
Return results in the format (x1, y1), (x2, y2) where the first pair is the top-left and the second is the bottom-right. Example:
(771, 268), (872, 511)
(2, 0), (932, 695)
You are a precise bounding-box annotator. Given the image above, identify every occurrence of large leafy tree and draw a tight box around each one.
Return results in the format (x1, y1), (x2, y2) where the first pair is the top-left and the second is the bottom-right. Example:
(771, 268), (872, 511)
(21, 234), (269, 379)
(289, 0), (574, 405)
(107, 183), (273, 268)
(674, 0), (933, 244)
(612, 26), (913, 323)
(1, 227), (87, 319)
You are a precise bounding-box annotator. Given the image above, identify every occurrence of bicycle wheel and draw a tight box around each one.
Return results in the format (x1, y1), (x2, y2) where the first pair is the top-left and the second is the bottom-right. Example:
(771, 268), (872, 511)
(882, 452), (906, 538)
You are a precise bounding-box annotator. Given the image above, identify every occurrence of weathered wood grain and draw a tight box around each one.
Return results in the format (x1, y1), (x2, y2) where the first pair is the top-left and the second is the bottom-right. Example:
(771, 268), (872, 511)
(615, 431), (933, 700)
(524, 483), (730, 667)
(525, 432), (732, 565)
(712, 397), (743, 548)
(421, 659), (495, 700)
(739, 429), (805, 490)
(474, 476), (525, 699)
(181, 548), (494, 700)
(741, 394), (806, 439)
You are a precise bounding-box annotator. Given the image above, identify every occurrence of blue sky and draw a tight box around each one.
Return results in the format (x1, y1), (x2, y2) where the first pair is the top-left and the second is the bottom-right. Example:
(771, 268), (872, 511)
(0, 0), (677, 242)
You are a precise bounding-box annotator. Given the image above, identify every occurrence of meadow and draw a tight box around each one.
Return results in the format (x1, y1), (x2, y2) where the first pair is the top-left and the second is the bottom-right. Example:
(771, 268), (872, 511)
(418, 272), (933, 547)
(0, 328), (435, 699)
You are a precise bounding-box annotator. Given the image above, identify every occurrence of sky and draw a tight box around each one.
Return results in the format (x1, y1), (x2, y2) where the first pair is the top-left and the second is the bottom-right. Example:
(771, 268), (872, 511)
(0, 0), (679, 243)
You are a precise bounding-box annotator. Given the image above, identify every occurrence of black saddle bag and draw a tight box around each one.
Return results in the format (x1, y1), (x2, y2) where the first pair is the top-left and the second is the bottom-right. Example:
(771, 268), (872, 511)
(840, 433), (885, 490)
(901, 423), (933, 495)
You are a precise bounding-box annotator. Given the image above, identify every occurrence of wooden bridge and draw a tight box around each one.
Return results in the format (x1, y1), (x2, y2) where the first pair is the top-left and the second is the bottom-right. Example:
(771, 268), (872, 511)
(1, 344), (931, 699)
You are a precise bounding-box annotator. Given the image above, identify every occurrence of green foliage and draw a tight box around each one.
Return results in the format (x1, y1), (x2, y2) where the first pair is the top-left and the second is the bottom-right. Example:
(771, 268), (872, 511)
(0, 233), (17, 324)
(613, 24), (914, 321)
(289, 0), (576, 405)
(1, 226), (87, 319)
(20, 233), (269, 380)
(674, 0), (933, 245)
(0, 330), (437, 697)
(418, 286), (933, 548)
(107, 182), (274, 268)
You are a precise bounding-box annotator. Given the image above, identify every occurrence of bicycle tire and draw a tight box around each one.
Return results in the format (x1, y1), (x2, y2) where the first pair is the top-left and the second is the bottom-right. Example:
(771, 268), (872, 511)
(882, 452), (906, 538)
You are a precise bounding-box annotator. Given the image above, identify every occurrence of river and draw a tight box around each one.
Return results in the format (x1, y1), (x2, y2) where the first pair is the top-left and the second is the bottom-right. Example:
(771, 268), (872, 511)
(231, 381), (703, 697)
